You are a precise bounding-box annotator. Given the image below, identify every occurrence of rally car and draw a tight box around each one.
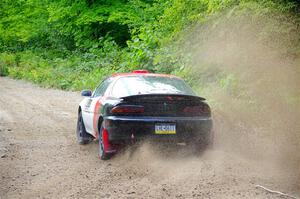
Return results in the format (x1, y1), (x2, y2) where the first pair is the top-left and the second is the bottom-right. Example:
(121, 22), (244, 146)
(76, 70), (213, 160)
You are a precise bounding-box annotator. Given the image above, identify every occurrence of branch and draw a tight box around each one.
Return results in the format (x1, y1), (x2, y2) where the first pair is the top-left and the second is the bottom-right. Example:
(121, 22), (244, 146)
(256, 185), (299, 199)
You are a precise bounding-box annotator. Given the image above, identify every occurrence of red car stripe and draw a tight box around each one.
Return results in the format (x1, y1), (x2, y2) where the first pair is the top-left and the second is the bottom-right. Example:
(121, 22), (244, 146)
(93, 96), (107, 139)
(93, 100), (101, 139)
(111, 73), (180, 79)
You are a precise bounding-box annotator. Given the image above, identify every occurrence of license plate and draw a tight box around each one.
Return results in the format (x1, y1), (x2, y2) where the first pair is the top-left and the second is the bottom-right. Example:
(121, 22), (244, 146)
(155, 124), (176, 134)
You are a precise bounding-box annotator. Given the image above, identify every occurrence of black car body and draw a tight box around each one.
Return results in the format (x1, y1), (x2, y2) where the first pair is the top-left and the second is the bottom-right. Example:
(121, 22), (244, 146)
(77, 70), (213, 159)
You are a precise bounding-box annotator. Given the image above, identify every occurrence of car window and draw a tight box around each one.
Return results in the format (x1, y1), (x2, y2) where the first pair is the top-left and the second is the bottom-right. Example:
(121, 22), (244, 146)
(111, 76), (195, 98)
(93, 78), (113, 97)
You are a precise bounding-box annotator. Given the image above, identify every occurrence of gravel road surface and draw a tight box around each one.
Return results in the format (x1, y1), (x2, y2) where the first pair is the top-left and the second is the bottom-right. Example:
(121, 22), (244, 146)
(0, 77), (299, 199)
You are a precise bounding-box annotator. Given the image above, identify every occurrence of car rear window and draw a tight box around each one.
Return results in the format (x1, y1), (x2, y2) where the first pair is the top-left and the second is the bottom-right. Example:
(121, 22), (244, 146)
(111, 75), (195, 98)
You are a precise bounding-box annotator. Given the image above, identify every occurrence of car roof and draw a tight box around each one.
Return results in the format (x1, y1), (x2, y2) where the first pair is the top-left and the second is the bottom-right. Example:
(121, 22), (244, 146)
(111, 70), (181, 79)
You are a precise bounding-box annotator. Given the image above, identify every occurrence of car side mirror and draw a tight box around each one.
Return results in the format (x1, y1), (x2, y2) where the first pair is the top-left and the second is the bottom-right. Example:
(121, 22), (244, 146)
(81, 90), (92, 97)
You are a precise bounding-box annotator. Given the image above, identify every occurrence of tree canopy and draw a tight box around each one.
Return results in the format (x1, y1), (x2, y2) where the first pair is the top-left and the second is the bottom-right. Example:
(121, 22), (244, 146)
(0, 0), (299, 89)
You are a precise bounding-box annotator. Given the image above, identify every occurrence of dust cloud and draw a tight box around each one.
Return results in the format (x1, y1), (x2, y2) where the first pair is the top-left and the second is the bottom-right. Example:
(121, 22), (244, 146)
(114, 10), (300, 194)
(183, 11), (300, 184)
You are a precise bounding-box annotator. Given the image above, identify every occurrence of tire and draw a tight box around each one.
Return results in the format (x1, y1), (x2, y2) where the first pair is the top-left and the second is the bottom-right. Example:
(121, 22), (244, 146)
(76, 111), (93, 145)
(99, 125), (112, 160)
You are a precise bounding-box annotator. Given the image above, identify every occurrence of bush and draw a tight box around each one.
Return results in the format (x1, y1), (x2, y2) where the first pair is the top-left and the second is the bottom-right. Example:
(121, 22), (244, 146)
(0, 65), (9, 76)
(0, 0), (298, 92)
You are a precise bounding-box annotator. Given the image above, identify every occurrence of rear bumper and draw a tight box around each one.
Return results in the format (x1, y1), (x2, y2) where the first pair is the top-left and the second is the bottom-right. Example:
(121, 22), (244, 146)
(104, 116), (213, 143)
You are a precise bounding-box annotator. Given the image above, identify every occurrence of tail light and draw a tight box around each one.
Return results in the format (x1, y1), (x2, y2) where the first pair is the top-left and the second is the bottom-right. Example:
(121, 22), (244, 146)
(111, 105), (144, 114)
(183, 105), (211, 115)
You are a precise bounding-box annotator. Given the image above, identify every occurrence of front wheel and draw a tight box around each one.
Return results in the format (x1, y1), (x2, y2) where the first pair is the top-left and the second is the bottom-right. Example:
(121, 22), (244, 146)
(99, 126), (113, 160)
(76, 111), (93, 145)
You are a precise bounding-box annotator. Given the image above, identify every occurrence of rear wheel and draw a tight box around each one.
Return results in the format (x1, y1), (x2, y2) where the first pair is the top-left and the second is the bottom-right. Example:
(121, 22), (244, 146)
(76, 111), (93, 145)
(99, 126), (113, 160)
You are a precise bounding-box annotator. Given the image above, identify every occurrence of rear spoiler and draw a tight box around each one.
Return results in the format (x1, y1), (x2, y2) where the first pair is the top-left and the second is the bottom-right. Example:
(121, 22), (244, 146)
(120, 94), (206, 101)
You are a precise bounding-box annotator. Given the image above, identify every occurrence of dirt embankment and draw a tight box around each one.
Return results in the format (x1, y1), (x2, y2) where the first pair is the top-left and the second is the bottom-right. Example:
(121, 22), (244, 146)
(0, 77), (299, 199)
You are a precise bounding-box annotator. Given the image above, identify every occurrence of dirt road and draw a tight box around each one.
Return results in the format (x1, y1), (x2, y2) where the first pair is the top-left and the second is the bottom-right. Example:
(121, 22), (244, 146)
(0, 77), (299, 199)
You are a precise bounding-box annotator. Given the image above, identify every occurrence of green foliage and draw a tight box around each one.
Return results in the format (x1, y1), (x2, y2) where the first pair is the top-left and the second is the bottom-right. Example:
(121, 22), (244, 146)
(0, 64), (9, 76)
(0, 0), (299, 91)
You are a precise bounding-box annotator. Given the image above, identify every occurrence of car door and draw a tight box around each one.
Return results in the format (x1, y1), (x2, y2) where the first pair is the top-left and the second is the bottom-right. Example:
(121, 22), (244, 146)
(81, 78), (113, 136)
